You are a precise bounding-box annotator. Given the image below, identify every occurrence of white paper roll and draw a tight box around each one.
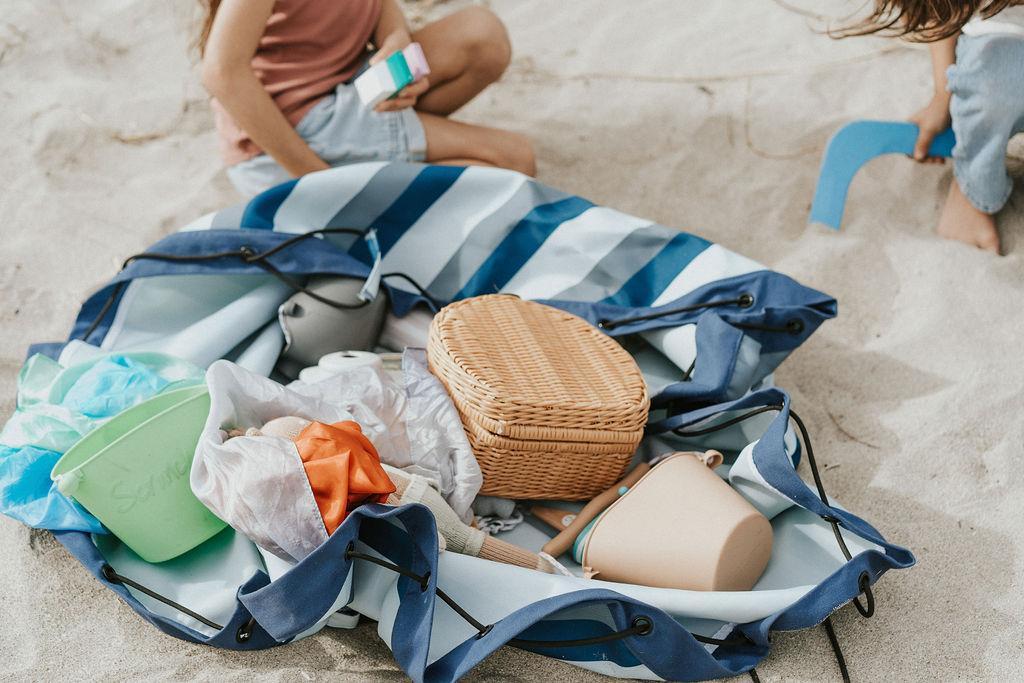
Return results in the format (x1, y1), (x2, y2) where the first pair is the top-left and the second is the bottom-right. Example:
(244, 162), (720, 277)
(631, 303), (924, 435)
(297, 366), (336, 384)
(318, 350), (384, 373)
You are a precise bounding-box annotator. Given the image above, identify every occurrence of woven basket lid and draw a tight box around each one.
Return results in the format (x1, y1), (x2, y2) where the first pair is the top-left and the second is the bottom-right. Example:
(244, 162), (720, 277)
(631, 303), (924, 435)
(428, 295), (649, 440)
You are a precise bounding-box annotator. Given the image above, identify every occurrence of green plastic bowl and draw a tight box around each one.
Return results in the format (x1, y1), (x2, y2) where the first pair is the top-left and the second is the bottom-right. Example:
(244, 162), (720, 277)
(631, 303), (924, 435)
(51, 384), (226, 563)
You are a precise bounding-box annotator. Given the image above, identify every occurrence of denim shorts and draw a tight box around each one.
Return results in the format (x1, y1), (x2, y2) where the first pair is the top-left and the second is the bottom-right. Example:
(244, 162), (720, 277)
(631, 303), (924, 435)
(946, 33), (1024, 213)
(227, 81), (428, 197)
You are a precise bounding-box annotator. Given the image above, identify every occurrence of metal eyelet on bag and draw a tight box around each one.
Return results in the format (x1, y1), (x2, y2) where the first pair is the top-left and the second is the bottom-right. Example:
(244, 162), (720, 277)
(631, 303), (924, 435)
(786, 319), (805, 334)
(631, 616), (653, 636)
(236, 617), (256, 643)
(738, 293), (755, 308)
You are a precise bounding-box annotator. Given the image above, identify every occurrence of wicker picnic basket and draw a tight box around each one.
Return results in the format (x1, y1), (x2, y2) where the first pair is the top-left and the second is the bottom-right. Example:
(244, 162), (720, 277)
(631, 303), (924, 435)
(427, 295), (649, 500)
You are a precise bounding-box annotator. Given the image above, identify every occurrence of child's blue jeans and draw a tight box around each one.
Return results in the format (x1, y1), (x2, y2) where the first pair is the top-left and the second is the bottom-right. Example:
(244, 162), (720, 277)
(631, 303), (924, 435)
(947, 34), (1024, 214)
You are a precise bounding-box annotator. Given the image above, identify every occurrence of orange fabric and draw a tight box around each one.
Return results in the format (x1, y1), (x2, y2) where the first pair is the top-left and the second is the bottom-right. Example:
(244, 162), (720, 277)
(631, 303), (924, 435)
(292, 420), (395, 535)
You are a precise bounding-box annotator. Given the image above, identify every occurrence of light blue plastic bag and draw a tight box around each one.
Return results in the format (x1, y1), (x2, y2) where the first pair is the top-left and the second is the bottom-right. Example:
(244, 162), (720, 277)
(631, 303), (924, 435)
(0, 350), (204, 532)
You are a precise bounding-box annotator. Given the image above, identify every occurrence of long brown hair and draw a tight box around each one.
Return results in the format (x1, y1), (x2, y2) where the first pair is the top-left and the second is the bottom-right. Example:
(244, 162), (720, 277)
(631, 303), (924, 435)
(197, 0), (222, 56)
(835, 0), (1018, 41)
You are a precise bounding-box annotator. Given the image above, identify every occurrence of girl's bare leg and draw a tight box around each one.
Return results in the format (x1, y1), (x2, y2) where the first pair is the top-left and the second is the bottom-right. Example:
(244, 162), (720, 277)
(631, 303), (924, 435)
(411, 7), (535, 175)
(418, 112), (535, 176)
(412, 6), (512, 116)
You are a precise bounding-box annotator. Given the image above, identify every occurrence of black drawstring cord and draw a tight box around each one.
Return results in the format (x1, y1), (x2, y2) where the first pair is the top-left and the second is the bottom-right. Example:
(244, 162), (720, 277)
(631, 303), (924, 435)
(682, 358), (697, 382)
(344, 544), (664, 648)
(122, 228), (374, 312)
(596, 293), (806, 336)
(81, 280), (128, 343)
(823, 617), (852, 683)
(597, 293), (754, 331)
(97, 407), (867, 669)
(101, 564), (223, 631)
(673, 403), (877, 680)
(735, 319), (805, 335)
(120, 227), (367, 270)
(78, 227), (441, 343)
(672, 405), (870, 572)
(380, 272), (441, 311)
(97, 540), (756, 652)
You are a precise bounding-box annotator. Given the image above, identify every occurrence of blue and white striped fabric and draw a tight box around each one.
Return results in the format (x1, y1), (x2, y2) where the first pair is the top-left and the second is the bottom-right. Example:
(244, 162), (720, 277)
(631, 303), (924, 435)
(13, 163), (913, 682)
(69, 162), (836, 408)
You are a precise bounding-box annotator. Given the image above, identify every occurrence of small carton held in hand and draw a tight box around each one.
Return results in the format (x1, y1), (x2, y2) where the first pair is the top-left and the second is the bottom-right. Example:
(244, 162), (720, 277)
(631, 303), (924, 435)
(355, 43), (431, 107)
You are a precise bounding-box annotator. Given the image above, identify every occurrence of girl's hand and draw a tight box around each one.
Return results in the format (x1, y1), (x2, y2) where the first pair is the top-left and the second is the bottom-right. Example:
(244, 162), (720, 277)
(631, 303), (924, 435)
(370, 28), (427, 112)
(375, 76), (430, 112)
(909, 93), (951, 164)
(370, 28), (412, 65)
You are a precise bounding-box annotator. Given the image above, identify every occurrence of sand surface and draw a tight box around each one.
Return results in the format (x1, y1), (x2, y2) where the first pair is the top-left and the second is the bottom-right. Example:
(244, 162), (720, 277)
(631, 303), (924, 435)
(2, 0), (1023, 680)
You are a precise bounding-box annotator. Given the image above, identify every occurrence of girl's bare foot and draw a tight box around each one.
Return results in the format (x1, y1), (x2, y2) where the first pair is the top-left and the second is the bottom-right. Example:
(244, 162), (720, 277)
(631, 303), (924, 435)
(936, 180), (1000, 254)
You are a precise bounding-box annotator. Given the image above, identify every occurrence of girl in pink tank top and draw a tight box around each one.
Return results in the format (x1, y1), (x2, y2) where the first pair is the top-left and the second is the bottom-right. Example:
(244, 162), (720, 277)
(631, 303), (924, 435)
(199, 0), (535, 196)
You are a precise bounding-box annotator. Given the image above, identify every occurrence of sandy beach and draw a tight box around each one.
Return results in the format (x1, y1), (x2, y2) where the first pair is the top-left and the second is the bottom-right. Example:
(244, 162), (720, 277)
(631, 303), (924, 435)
(2, 0), (1023, 680)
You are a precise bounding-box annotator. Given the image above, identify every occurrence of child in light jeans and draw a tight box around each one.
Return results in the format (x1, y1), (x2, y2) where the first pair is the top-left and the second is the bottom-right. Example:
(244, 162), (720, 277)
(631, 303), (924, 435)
(841, 1), (1024, 253)
(199, 0), (536, 197)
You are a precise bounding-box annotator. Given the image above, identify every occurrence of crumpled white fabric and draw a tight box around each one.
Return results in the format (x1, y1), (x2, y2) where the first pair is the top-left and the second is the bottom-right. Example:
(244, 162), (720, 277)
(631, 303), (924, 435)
(394, 349), (481, 521)
(191, 352), (481, 562)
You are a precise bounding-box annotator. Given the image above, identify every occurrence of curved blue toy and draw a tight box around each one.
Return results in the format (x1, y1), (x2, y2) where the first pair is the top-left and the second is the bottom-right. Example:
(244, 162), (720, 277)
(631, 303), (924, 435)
(810, 120), (956, 230)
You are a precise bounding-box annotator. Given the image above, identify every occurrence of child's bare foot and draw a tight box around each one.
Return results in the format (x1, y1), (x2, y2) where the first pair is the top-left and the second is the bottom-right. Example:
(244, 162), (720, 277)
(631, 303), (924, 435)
(936, 180), (1000, 254)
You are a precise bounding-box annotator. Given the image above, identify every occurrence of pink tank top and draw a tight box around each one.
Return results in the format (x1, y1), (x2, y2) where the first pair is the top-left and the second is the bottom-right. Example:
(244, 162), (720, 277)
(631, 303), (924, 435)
(213, 0), (382, 165)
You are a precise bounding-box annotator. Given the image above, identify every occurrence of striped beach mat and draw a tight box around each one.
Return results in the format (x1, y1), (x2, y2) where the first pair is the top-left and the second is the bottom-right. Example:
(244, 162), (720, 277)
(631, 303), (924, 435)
(61, 162), (836, 408)
(7, 163), (912, 681)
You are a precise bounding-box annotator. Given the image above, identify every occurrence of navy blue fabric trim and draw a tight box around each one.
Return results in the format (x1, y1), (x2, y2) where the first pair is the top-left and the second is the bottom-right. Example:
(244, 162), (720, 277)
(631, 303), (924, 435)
(70, 282), (128, 347)
(67, 229), (371, 347)
(512, 619), (642, 667)
(53, 530), (281, 650)
(548, 271), (836, 408)
(52, 503), (442, 652)
(240, 179), (299, 230)
(420, 589), (765, 682)
(239, 503), (438, 646)
(386, 287), (437, 318)
(25, 342), (66, 361)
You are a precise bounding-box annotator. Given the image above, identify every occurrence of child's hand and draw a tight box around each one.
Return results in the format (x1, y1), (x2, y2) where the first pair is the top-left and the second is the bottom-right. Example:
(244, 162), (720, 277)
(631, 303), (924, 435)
(370, 29), (412, 66)
(375, 77), (429, 112)
(370, 28), (428, 112)
(909, 94), (952, 164)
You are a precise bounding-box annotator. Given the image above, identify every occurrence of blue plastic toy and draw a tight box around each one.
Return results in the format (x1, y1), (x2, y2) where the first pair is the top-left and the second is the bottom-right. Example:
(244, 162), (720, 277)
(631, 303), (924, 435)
(810, 120), (956, 230)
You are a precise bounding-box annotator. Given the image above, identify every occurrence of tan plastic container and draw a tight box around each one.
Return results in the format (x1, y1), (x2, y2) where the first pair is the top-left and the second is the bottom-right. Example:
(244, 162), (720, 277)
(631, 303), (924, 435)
(581, 452), (773, 591)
